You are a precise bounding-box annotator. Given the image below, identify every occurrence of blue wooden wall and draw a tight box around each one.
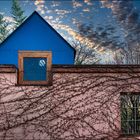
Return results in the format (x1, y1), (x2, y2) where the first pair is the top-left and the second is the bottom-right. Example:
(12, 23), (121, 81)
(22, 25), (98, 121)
(0, 12), (75, 67)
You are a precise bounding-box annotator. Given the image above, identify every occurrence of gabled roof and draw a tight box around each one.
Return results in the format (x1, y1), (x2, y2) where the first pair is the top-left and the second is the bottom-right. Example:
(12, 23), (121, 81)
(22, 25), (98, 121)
(0, 11), (76, 57)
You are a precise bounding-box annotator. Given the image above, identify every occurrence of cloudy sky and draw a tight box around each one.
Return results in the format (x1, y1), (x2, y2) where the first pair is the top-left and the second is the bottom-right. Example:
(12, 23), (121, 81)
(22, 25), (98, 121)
(0, 0), (140, 63)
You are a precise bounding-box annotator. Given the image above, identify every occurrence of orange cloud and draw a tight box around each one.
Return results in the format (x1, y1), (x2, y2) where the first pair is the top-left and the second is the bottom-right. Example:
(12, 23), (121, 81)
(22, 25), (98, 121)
(34, 0), (45, 5)
(84, 0), (93, 6)
(72, 0), (83, 8)
(34, 0), (45, 15)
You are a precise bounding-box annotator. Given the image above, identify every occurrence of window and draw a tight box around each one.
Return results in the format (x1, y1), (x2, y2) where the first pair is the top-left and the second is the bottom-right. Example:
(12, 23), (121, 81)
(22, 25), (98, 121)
(18, 51), (52, 86)
(121, 93), (140, 135)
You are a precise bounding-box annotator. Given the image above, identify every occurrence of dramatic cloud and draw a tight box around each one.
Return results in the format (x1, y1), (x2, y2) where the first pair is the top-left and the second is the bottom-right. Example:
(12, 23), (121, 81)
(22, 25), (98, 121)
(44, 16), (53, 20)
(2, 0), (139, 64)
(72, 0), (83, 8)
(34, 0), (45, 6)
(53, 23), (114, 62)
(51, 1), (60, 7)
(26, 0), (140, 63)
(54, 9), (71, 15)
(100, 0), (140, 64)
(83, 8), (90, 12)
(34, 0), (45, 15)
(100, 0), (139, 32)
(84, 0), (93, 6)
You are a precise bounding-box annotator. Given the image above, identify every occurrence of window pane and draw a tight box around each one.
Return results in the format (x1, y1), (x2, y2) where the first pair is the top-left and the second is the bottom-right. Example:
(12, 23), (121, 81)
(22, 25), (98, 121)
(121, 94), (140, 135)
(23, 58), (47, 81)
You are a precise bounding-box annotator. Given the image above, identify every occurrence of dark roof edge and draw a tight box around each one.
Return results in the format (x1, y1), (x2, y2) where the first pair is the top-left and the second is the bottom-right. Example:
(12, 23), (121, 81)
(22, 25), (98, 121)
(52, 64), (140, 73)
(0, 65), (17, 73)
(0, 11), (76, 58)
(52, 64), (140, 68)
(1, 64), (140, 73)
